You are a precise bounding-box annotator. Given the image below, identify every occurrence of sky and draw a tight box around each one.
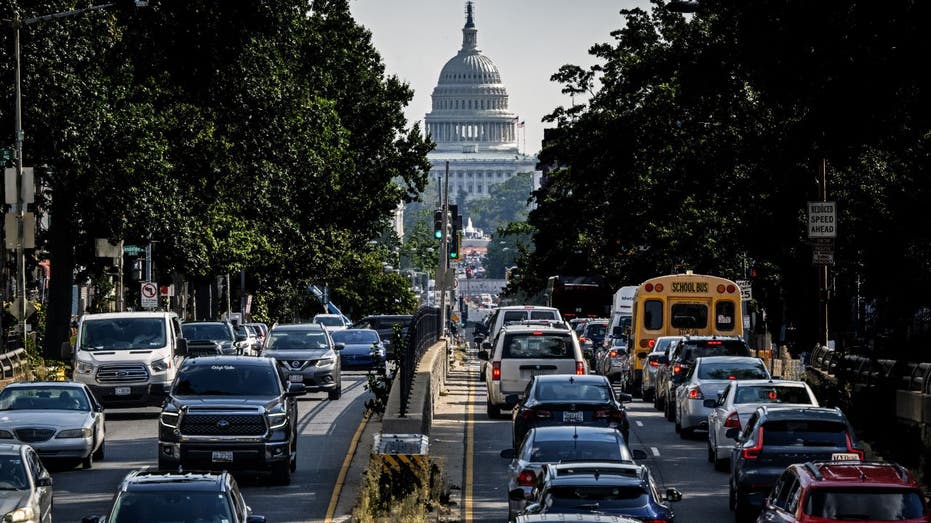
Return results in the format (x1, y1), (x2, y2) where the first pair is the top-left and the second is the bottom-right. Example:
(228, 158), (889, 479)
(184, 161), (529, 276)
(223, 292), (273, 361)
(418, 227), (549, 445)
(349, 0), (653, 156)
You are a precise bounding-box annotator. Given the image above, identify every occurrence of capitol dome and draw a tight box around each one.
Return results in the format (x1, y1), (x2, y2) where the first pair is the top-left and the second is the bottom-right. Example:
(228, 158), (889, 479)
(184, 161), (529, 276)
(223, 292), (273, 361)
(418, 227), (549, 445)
(424, 1), (518, 154)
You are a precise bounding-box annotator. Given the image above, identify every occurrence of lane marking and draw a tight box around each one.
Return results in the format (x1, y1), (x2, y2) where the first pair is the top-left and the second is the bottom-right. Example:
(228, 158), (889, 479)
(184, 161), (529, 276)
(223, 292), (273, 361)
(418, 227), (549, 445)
(651, 447), (660, 457)
(465, 366), (475, 522)
(324, 409), (371, 522)
(635, 421), (644, 427)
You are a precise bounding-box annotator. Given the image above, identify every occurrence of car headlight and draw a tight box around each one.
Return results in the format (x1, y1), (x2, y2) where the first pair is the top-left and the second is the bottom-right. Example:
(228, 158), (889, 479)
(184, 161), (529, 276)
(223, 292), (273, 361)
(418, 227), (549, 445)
(267, 405), (287, 429)
(5, 506), (35, 522)
(315, 358), (335, 368)
(56, 427), (92, 439)
(0, 429), (13, 439)
(151, 358), (170, 372)
(75, 361), (96, 375)
(160, 411), (179, 429)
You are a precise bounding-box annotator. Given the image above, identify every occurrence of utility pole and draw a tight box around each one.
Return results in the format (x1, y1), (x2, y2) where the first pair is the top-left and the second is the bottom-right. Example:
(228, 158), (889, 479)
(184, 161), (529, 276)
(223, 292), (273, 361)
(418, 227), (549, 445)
(438, 162), (450, 338)
(820, 159), (830, 348)
(13, 15), (26, 349)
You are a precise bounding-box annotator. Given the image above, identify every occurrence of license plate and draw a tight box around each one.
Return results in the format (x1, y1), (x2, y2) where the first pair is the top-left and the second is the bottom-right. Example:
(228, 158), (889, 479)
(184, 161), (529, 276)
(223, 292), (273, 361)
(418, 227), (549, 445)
(212, 451), (234, 463)
(289, 374), (304, 383)
(114, 387), (131, 396)
(831, 453), (860, 461)
(563, 411), (584, 423)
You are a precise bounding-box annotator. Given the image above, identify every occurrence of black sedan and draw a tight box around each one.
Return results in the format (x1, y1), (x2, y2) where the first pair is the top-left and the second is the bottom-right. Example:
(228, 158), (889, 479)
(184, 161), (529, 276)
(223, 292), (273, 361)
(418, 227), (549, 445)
(508, 374), (632, 449)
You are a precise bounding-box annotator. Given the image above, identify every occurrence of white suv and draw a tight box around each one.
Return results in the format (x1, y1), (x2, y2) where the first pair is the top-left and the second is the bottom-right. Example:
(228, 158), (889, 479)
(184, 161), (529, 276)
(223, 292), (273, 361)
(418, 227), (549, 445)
(478, 324), (587, 418)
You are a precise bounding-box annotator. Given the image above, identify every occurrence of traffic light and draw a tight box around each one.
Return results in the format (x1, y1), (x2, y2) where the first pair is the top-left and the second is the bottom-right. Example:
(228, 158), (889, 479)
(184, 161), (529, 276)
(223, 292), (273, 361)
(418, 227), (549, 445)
(433, 209), (443, 239)
(448, 205), (462, 260)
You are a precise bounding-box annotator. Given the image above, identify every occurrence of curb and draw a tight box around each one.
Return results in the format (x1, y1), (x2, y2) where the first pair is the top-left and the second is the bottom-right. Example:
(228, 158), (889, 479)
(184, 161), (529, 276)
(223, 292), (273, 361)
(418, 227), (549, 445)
(330, 409), (382, 522)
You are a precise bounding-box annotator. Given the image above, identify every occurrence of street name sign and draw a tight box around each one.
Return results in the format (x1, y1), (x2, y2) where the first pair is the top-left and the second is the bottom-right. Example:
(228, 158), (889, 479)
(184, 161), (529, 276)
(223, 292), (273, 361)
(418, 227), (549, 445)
(808, 201), (837, 238)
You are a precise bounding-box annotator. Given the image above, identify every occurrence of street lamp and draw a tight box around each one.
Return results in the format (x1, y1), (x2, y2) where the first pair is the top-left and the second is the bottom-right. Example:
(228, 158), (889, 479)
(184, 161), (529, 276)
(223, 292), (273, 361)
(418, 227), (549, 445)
(4, 1), (147, 349)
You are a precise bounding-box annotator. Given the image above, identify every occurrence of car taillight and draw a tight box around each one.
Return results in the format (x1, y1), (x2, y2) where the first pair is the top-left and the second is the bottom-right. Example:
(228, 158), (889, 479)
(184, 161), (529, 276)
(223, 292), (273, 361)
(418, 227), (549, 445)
(609, 350), (618, 358)
(687, 387), (703, 400)
(742, 427), (764, 460)
(649, 359), (660, 367)
(594, 409), (625, 422)
(673, 364), (682, 375)
(580, 336), (589, 343)
(517, 469), (536, 487)
(492, 361), (501, 381)
(575, 361), (585, 375)
(522, 409), (551, 420)
(845, 433), (864, 460)
(724, 412), (740, 429)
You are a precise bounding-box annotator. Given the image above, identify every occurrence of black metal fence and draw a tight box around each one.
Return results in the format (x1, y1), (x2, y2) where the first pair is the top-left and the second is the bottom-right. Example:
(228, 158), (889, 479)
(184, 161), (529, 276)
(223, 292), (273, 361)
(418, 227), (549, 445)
(397, 307), (440, 417)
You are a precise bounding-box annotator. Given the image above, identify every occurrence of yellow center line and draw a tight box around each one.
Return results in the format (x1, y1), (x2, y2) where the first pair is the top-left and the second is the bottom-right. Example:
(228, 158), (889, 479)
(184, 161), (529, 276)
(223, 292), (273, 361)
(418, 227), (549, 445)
(464, 364), (475, 522)
(325, 409), (371, 522)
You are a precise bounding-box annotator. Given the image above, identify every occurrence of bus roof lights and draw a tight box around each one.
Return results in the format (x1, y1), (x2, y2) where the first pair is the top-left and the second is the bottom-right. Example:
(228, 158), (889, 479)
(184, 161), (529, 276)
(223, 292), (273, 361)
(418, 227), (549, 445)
(644, 283), (654, 292)
(726, 284), (736, 293)
(654, 283), (664, 292)
(717, 284), (726, 293)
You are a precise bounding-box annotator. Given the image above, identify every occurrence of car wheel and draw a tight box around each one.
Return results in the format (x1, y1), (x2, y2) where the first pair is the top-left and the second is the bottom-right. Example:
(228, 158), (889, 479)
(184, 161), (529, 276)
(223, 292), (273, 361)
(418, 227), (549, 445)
(707, 442), (715, 463)
(290, 452), (297, 473)
(653, 392), (664, 411)
(729, 484), (736, 511)
(93, 440), (105, 461)
(674, 419), (682, 433)
(734, 496), (755, 523)
(664, 398), (675, 422)
(328, 381), (342, 400)
(81, 447), (93, 469)
(486, 399), (501, 419)
(271, 460), (292, 485)
(714, 454), (730, 472)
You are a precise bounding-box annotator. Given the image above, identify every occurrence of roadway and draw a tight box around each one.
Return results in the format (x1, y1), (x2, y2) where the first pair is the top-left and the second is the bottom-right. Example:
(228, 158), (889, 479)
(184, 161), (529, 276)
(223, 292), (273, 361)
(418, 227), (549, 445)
(48, 372), (372, 522)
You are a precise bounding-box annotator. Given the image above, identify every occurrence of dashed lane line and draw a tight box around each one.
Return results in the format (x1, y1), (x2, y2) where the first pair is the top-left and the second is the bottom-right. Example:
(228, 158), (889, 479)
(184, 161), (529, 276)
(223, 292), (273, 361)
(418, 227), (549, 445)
(651, 447), (660, 457)
(635, 421), (644, 427)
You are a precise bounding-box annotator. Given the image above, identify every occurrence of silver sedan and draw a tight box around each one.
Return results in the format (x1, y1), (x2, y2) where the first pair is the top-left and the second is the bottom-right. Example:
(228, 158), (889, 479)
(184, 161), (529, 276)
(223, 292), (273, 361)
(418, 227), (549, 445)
(0, 443), (53, 523)
(0, 382), (105, 469)
(673, 356), (770, 438)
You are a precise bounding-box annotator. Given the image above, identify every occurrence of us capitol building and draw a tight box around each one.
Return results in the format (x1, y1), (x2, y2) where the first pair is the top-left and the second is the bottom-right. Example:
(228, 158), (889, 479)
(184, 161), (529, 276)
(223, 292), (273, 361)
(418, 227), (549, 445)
(423, 2), (539, 203)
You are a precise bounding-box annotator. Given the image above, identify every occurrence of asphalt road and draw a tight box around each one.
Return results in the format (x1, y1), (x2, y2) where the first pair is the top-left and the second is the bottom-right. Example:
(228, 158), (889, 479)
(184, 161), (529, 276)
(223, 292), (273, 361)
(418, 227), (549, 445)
(468, 373), (734, 522)
(48, 372), (372, 523)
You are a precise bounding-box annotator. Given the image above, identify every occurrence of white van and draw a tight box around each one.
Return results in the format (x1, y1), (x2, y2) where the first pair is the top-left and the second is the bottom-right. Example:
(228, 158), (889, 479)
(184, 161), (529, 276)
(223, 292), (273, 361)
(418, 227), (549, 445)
(484, 305), (564, 344)
(67, 311), (187, 407)
(608, 286), (637, 338)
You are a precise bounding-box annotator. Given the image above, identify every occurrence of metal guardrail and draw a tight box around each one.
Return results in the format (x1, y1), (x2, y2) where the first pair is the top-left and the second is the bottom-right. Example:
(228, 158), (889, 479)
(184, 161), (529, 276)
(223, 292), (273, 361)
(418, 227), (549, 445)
(397, 307), (440, 417)
(0, 348), (27, 379)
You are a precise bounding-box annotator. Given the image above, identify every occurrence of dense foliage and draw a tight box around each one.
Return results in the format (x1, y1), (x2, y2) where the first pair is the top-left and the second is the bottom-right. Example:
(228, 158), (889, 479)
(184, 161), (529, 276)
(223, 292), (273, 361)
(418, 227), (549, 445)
(0, 0), (432, 357)
(516, 0), (931, 354)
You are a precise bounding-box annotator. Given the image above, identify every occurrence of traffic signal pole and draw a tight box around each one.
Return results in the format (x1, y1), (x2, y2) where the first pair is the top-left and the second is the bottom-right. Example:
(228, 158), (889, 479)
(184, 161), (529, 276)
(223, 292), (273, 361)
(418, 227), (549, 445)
(438, 162), (450, 338)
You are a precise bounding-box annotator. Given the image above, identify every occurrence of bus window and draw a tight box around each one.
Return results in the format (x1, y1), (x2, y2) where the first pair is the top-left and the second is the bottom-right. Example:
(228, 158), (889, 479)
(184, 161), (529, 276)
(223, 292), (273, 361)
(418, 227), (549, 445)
(643, 300), (663, 330)
(715, 301), (736, 330)
(671, 303), (708, 329)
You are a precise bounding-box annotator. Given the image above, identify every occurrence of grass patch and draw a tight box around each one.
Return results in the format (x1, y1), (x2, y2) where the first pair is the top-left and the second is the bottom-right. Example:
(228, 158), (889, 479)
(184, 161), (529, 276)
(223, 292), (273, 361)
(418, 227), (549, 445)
(353, 453), (452, 522)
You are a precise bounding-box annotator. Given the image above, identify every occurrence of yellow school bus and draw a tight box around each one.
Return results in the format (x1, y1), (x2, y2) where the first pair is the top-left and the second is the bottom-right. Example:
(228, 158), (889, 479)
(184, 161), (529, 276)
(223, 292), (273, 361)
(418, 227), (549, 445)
(629, 272), (744, 389)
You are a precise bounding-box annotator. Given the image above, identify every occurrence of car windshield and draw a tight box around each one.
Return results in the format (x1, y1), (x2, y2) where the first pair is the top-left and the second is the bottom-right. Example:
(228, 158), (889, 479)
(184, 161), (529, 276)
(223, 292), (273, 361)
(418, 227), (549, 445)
(527, 439), (629, 463)
(503, 334), (572, 359)
(266, 331), (329, 350)
(315, 316), (343, 326)
(698, 361), (768, 380)
(585, 324), (607, 341)
(173, 364), (280, 396)
(181, 324), (233, 342)
(110, 491), (234, 523)
(762, 420), (848, 447)
(803, 488), (925, 520)
(331, 330), (380, 344)
(545, 485), (650, 509)
(0, 386), (90, 411)
(535, 382), (610, 402)
(0, 455), (28, 490)
(735, 386), (813, 404)
(81, 318), (167, 350)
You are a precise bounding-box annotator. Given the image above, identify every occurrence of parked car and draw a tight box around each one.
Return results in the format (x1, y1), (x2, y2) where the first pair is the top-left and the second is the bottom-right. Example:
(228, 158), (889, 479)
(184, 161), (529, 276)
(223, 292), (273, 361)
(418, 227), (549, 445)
(479, 324), (587, 418)
(263, 323), (343, 400)
(516, 513), (640, 523)
(661, 336), (752, 423)
(508, 374), (631, 448)
(0, 443), (53, 523)
(643, 335), (683, 405)
(158, 356), (306, 484)
(312, 313), (351, 330)
(0, 382), (106, 469)
(331, 329), (386, 370)
(81, 468), (266, 523)
(351, 315), (413, 355)
(707, 379), (818, 471)
(728, 406), (863, 522)
(181, 321), (243, 356)
(235, 324), (261, 356)
(758, 460), (927, 523)
(673, 356), (770, 438)
(516, 462), (681, 521)
(499, 426), (639, 521)
(594, 336), (631, 386)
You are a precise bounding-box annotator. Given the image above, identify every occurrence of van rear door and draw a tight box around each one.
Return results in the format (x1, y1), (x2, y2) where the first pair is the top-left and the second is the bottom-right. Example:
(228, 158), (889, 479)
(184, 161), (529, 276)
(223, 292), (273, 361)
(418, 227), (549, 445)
(499, 331), (578, 394)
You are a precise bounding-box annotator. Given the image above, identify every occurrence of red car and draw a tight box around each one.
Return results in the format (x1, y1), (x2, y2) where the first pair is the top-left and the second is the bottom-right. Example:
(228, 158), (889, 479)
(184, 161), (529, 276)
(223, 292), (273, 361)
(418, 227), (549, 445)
(758, 460), (928, 522)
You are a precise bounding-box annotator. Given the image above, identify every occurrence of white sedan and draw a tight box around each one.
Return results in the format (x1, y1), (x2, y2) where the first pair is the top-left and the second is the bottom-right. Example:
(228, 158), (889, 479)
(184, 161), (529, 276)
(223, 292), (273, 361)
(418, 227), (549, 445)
(705, 379), (819, 470)
(0, 382), (106, 469)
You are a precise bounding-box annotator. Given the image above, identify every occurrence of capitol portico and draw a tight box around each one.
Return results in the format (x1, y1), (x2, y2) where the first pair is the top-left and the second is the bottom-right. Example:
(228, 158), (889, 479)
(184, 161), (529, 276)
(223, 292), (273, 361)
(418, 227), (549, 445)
(424, 1), (539, 202)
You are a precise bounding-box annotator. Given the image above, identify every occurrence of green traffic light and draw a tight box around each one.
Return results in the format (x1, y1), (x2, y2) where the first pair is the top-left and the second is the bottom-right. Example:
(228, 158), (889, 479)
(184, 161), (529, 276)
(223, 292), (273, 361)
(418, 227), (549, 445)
(434, 230), (443, 239)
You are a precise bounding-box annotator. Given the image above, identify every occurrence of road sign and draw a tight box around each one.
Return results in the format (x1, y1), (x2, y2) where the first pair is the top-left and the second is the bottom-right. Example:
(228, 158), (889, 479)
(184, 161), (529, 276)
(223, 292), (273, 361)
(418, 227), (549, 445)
(735, 280), (752, 301)
(123, 244), (144, 255)
(5, 297), (36, 321)
(159, 284), (174, 297)
(812, 242), (835, 265)
(808, 201), (837, 238)
(140, 281), (158, 308)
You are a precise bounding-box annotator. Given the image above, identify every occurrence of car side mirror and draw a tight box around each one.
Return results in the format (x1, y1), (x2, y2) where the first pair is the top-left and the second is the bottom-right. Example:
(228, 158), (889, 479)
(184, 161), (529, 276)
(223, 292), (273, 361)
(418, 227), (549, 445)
(703, 399), (718, 408)
(617, 392), (633, 403)
(61, 341), (74, 358)
(504, 394), (520, 408)
(499, 448), (517, 459)
(334, 343), (345, 351)
(725, 427), (740, 440)
(175, 338), (188, 356)
(286, 382), (307, 397)
(631, 449), (648, 460)
(478, 350), (489, 361)
(665, 488), (683, 502)
(246, 516), (267, 523)
(508, 488), (528, 501)
(36, 476), (53, 487)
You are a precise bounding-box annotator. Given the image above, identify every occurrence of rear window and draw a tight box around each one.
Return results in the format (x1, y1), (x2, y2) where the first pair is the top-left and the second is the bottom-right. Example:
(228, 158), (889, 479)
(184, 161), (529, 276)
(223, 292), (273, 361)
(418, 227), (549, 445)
(671, 303), (708, 329)
(716, 301), (737, 330)
(643, 300), (663, 330)
(502, 334), (573, 359)
(545, 485), (650, 508)
(535, 382), (610, 402)
(527, 440), (628, 463)
(698, 361), (768, 380)
(530, 311), (558, 320)
(682, 340), (750, 361)
(503, 311), (527, 324)
(762, 420), (848, 447)
(804, 488), (925, 520)
(735, 386), (813, 405)
(584, 324), (607, 340)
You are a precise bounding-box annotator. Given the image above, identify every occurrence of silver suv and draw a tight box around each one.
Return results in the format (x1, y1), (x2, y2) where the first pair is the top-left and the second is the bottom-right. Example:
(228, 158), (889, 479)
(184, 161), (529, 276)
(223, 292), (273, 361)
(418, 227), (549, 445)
(478, 324), (587, 418)
(262, 324), (343, 400)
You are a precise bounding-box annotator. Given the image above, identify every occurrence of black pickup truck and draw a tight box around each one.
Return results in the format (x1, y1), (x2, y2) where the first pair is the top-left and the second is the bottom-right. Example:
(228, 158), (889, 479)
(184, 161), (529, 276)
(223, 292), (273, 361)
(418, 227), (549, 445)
(157, 356), (305, 484)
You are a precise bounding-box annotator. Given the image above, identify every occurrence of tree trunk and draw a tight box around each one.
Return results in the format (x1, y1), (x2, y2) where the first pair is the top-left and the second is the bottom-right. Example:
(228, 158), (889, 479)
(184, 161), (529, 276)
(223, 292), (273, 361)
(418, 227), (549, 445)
(43, 182), (77, 360)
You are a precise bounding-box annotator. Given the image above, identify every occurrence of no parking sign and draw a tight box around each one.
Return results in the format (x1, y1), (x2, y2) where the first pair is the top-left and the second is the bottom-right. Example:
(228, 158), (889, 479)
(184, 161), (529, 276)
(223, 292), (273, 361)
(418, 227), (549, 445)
(140, 281), (158, 309)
